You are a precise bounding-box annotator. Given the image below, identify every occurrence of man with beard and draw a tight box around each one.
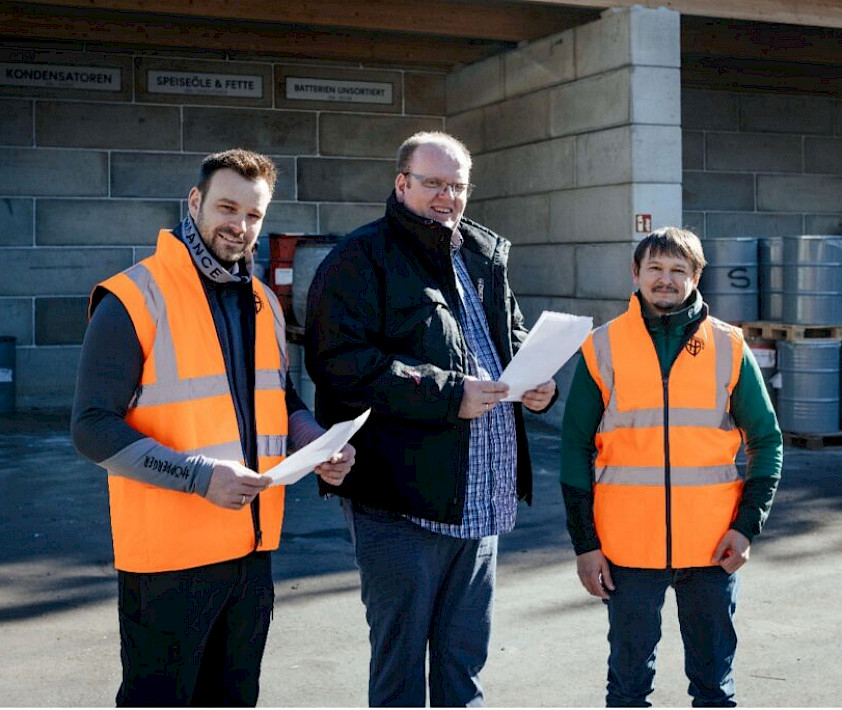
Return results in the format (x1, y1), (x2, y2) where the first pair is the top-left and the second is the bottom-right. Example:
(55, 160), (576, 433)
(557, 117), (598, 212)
(71, 148), (354, 706)
(560, 227), (782, 706)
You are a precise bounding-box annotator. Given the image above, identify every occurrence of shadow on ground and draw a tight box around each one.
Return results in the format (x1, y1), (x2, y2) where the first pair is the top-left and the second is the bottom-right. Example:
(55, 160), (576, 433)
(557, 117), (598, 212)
(1, 410), (838, 624)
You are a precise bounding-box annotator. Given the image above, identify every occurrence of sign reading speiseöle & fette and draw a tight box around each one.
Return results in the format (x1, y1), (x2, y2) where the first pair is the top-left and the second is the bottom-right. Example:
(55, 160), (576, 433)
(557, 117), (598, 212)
(148, 70), (263, 98)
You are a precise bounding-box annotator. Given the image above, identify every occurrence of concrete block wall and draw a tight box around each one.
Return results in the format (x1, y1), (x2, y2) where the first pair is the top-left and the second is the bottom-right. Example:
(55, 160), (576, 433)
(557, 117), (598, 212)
(683, 89), (842, 238)
(0, 44), (445, 408)
(446, 6), (683, 426)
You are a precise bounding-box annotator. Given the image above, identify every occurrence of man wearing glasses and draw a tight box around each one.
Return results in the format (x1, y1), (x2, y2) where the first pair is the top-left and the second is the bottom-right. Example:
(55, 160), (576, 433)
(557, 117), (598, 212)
(305, 131), (557, 706)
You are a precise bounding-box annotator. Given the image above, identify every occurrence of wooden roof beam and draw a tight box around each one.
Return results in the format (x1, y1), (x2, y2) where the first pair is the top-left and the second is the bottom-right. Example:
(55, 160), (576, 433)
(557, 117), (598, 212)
(7, 0), (600, 42)
(530, 0), (842, 32)
(0, 6), (513, 67)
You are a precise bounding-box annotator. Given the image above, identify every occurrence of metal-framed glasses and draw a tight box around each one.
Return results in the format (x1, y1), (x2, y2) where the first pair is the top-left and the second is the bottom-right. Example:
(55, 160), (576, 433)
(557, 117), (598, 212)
(403, 172), (474, 198)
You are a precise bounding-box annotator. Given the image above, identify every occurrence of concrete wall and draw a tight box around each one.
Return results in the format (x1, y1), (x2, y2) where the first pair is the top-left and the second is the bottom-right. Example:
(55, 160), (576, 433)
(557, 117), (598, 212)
(445, 6), (683, 425)
(0, 46), (445, 408)
(682, 89), (842, 239)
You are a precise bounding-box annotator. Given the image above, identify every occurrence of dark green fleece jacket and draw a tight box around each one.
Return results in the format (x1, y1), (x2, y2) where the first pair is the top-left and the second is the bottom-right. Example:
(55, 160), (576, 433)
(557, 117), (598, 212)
(560, 291), (783, 558)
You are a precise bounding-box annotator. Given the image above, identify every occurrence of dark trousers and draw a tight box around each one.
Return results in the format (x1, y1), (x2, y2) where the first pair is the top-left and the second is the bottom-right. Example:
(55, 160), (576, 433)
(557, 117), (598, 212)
(343, 500), (497, 708)
(116, 551), (274, 707)
(605, 564), (740, 708)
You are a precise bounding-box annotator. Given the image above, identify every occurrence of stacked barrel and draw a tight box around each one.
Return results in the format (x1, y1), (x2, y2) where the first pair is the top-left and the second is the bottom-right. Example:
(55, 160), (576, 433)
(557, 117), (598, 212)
(701, 235), (842, 443)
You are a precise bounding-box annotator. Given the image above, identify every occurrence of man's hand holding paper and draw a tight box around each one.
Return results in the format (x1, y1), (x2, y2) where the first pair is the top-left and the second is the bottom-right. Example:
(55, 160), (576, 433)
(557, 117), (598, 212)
(264, 408), (369, 487)
(499, 311), (593, 402)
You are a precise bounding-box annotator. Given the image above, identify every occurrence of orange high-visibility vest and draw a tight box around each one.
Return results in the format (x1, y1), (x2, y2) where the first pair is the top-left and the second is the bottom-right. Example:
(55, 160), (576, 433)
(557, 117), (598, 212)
(580, 295), (744, 569)
(93, 230), (288, 573)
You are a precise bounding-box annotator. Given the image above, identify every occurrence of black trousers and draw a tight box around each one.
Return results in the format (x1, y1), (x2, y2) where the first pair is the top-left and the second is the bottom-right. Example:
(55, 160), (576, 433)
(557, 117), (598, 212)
(116, 551), (274, 707)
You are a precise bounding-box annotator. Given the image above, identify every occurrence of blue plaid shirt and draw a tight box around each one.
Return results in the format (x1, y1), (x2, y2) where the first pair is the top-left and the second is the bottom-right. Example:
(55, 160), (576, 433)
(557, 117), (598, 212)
(408, 243), (518, 539)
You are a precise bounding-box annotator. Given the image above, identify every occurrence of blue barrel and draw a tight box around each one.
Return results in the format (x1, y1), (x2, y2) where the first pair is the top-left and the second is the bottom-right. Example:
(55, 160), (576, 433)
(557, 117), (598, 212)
(0, 336), (16, 415)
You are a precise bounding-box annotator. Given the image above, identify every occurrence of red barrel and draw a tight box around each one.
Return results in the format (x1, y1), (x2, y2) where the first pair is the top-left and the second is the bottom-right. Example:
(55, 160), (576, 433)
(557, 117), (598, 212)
(268, 233), (302, 321)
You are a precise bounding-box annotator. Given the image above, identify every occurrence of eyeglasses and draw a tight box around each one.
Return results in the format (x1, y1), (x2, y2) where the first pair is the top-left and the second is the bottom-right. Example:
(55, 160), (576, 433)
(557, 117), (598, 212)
(402, 172), (474, 198)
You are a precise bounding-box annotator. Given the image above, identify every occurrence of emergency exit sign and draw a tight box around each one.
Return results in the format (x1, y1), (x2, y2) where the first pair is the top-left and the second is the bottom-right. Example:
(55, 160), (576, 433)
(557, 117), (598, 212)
(635, 214), (652, 232)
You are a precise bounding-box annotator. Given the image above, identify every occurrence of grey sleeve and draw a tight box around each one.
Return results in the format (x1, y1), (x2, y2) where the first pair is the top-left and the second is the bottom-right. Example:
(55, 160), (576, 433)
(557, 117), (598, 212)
(70, 292), (216, 496)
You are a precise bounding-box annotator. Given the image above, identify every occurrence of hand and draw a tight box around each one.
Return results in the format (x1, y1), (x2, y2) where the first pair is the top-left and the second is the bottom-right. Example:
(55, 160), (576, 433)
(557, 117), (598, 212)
(457, 377), (509, 419)
(315, 443), (356, 487)
(521, 380), (556, 412)
(204, 460), (272, 510)
(576, 549), (615, 600)
(712, 529), (751, 573)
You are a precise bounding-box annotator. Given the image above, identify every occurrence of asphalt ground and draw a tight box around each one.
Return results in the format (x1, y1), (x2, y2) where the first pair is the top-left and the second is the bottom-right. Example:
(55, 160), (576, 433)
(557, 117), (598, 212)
(0, 410), (840, 707)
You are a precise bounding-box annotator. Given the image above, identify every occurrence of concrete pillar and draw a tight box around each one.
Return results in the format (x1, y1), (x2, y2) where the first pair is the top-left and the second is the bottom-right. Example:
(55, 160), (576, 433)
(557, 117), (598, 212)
(446, 6), (683, 425)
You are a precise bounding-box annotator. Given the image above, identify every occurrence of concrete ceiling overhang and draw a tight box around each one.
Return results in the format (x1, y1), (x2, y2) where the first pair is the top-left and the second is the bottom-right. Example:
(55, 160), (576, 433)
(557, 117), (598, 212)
(3, 0), (842, 94)
(0, 0), (601, 68)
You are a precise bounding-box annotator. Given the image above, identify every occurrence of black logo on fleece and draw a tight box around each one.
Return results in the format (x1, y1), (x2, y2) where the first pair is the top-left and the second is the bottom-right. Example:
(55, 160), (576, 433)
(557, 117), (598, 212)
(685, 337), (704, 357)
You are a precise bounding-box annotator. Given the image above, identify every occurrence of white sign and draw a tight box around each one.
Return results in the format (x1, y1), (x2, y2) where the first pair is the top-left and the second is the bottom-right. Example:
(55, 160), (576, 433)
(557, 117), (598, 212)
(286, 76), (392, 105)
(274, 267), (293, 286)
(148, 70), (263, 98)
(0, 368), (12, 383)
(749, 345), (776, 369)
(0, 62), (121, 91)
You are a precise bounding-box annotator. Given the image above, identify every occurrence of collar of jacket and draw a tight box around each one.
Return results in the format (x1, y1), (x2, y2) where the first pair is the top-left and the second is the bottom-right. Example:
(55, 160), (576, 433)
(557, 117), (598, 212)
(171, 215), (253, 286)
(384, 191), (507, 266)
(635, 288), (707, 333)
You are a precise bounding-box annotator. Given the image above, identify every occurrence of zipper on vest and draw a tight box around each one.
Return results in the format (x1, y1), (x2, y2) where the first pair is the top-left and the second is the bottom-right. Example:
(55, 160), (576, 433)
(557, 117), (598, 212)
(662, 374), (673, 569)
(251, 496), (263, 550)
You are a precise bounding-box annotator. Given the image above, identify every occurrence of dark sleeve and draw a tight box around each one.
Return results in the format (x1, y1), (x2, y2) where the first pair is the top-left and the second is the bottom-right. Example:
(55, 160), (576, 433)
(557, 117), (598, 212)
(70, 293), (146, 462)
(729, 343), (784, 540)
(559, 353), (605, 554)
(305, 241), (466, 424)
(71, 292), (216, 494)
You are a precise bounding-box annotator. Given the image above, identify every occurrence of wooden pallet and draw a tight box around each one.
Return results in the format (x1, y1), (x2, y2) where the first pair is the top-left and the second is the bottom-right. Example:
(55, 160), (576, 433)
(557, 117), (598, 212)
(741, 321), (842, 341)
(783, 430), (842, 450)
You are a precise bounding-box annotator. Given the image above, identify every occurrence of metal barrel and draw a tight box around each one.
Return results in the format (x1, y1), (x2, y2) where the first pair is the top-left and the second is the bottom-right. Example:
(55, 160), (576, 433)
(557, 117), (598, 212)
(776, 339), (841, 434)
(758, 236), (783, 322)
(782, 235), (842, 325)
(299, 365), (316, 412)
(0, 336), (15, 415)
(699, 237), (758, 324)
(291, 238), (339, 327)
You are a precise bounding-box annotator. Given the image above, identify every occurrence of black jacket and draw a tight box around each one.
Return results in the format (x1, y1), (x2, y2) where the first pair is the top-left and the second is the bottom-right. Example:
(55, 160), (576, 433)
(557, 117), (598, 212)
(304, 192), (540, 523)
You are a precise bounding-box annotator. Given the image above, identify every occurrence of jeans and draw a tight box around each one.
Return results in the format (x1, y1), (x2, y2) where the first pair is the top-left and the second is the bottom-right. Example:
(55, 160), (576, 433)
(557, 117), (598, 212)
(343, 499), (497, 707)
(605, 564), (740, 708)
(116, 552), (274, 707)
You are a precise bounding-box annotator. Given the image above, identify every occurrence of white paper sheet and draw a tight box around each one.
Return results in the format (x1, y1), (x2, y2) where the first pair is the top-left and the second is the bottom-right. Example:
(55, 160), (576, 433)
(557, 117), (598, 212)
(265, 408), (371, 487)
(499, 310), (593, 402)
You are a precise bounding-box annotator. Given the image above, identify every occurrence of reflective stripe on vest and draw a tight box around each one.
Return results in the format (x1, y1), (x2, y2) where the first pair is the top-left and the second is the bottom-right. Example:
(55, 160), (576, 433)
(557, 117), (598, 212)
(96, 230), (289, 573)
(581, 295), (744, 569)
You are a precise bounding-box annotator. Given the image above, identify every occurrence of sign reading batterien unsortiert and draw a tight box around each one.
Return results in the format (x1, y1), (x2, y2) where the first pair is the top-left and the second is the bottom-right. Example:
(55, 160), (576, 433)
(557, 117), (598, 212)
(285, 76), (392, 105)
(148, 70), (263, 98)
(0, 62), (121, 91)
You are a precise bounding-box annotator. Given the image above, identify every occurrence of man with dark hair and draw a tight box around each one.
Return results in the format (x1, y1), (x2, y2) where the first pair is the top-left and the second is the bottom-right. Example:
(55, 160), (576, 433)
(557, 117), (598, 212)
(305, 131), (557, 706)
(72, 148), (354, 706)
(561, 227), (782, 706)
